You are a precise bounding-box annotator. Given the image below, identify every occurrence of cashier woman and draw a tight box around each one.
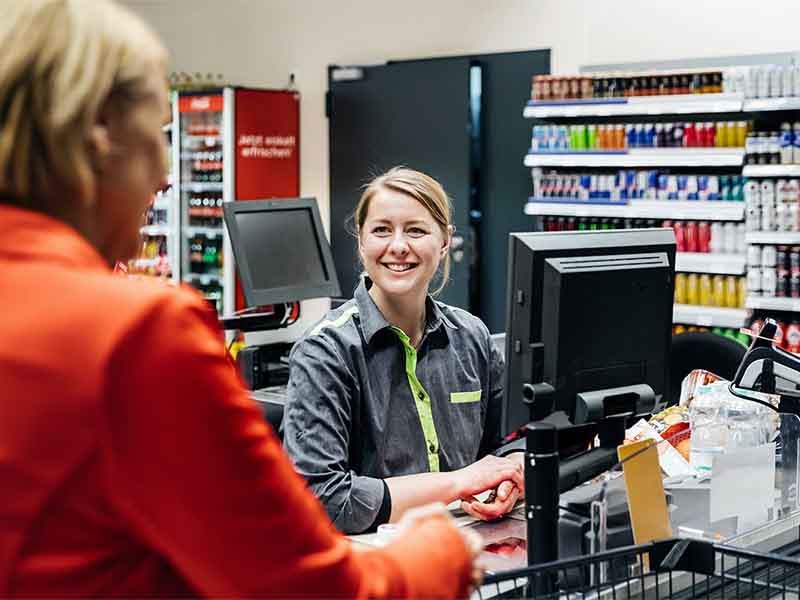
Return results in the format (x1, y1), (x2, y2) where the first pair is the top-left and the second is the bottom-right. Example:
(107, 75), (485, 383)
(283, 167), (524, 534)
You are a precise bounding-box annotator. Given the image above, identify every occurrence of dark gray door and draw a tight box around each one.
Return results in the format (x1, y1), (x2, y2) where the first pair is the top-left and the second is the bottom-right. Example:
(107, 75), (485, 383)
(328, 58), (473, 309)
(474, 49), (550, 333)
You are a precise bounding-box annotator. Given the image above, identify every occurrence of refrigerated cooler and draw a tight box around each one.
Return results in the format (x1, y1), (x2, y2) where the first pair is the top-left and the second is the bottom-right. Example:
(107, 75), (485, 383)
(130, 123), (180, 281)
(174, 87), (300, 315)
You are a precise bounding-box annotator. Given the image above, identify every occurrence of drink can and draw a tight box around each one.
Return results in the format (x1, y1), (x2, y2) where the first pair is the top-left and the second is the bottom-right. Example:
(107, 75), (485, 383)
(736, 222), (747, 253)
(674, 273), (687, 304)
(777, 245), (789, 270)
(724, 275), (738, 308)
(673, 221), (686, 252)
(761, 202), (776, 231)
(792, 272), (800, 298)
(699, 274), (713, 305)
(758, 65), (771, 98)
(747, 244), (769, 267)
(586, 124), (597, 149)
(710, 221), (724, 252)
(737, 276), (748, 308)
(697, 221), (711, 252)
(746, 204), (762, 231)
(667, 175), (679, 200)
(686, 273), (699, 305)
(784, 67), (795, 99)
(777, 202), (793, 232)
(747, 268), (762, 294)
(762, 244), (777, 267)
(744, 179), (761, 205)
(791, 247), (800, 272)
(710, 275), (724, 306)
(723, 222), (737, 253)
(777, 269), (790, 297)
(771, 65), (784, 97)
(684, 221), (698, 252)
(761, 267), (777, 297)
(707, 175), (720, 201)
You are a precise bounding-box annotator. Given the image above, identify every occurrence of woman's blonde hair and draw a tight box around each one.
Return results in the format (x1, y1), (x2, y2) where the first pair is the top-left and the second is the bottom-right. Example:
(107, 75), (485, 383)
(0, 0), (166, 213)
(355, 167), (453, 295)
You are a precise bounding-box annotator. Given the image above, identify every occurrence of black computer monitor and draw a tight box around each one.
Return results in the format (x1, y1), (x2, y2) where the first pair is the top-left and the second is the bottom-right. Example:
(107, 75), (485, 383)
(503, 228), (676, 437)
(223, 197), (341, 307)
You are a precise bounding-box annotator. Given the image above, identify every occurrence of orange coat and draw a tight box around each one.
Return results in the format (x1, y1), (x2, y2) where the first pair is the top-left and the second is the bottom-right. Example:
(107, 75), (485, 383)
(0, 204), (471, 598)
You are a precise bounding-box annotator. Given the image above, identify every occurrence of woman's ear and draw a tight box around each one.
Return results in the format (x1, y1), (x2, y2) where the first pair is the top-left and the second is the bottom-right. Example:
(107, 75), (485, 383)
(441, 225), (454, 256)
(87, 123), (112, 173)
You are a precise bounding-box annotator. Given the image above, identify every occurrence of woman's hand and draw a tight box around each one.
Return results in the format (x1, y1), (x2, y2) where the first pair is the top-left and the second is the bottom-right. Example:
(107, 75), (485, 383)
(397, 503), (484, 590)
(458, 453), (526, 521)
(451, 454), (524, 502)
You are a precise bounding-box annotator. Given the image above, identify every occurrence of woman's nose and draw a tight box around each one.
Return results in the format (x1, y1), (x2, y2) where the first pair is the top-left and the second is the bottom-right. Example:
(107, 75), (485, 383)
(388, 231), (409, 255)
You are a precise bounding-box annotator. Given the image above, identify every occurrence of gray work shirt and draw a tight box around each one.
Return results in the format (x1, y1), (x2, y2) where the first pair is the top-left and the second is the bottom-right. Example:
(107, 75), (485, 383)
(282, 279), (504, 534)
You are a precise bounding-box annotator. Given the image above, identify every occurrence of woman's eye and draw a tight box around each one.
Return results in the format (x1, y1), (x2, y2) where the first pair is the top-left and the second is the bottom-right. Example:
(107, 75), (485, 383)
(372, 226), (390, 235)
(407, 227), (427, 237)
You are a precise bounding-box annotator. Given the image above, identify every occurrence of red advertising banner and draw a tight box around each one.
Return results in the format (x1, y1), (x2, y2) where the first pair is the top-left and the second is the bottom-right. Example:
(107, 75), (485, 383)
(233, 89), (300, 310)
(234, 89), (300, 200)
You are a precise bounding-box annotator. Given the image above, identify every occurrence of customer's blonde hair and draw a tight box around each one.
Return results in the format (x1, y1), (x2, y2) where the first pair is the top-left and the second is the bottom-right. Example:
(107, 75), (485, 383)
(0, 0), (166, 213)
(355, 167), (453, 295)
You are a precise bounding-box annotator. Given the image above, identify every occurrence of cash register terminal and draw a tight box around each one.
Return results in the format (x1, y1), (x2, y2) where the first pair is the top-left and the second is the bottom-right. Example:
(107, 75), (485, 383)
(221, 197), (341, 429)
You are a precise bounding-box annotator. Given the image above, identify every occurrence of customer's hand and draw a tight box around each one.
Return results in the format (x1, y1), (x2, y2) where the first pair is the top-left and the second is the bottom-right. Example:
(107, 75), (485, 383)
(397, 503), (484, 589)
(452, 454), (524, 503)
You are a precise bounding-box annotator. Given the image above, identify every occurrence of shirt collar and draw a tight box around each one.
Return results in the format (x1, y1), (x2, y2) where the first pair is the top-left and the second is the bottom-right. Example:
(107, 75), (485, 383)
(354, 276), (458, 345)
(0, 204), (108, 271)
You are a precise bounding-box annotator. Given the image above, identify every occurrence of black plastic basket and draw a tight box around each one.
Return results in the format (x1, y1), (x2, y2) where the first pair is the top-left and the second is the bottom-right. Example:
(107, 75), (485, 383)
(477, 538), (800, 599)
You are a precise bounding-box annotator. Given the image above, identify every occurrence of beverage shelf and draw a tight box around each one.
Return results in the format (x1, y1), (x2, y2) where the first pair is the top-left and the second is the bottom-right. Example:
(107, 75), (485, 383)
(524, 148), (744, 168)
(742, 97), (800, 112)
(745, 232), (800, 245)
(742, 165), (800, 178)
(746, 296), (800, 312)
(524, 199), (744, 221)
(140, 225), (171, 236)
(673, 304), (748, 328)
(181, 182), (223, 192)
(675, 252), (747, 275)
(184, 273), (222, 285)
(523, 93), (744, 119)
(184, 226), (224, 237)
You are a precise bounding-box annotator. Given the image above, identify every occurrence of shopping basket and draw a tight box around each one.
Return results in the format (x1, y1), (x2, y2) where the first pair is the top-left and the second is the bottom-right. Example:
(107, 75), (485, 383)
(476, 537), (800, 599)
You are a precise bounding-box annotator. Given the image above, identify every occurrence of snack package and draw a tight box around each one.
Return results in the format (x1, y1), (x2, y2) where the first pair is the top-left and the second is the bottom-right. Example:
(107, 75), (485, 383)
(649, 405), (691, 461)
(624, 418), (693, 477)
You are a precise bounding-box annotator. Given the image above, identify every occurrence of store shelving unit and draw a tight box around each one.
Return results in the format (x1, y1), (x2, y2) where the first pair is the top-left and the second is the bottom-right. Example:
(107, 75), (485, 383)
(675, 252), (746, 275)
(742, 165), (800, 178)
(746, 296), (800, 312)
(524, 148), (744, 168)
(746, 232), (800, 245)
(524, 199), (744, 221)
(521, 88), (758, 331)
(742, 97), (800, 112)
(523, 93), (744, 119)
(672, 304), (749, 328)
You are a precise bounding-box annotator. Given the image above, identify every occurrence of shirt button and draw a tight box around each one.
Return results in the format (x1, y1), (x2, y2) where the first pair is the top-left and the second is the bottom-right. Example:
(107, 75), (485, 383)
(429, 443), (436, 453)
(418, 391), (424, 400)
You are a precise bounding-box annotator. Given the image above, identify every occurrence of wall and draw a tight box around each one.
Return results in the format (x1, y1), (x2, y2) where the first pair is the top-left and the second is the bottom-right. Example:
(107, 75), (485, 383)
(123, 0), (800, 336)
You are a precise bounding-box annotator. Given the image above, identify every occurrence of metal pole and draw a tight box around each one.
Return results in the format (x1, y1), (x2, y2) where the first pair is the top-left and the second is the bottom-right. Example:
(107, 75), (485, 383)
(525, 422), (559, 593)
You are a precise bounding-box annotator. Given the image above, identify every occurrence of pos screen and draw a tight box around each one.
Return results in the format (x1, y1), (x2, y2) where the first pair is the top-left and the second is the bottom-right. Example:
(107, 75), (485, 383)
(223, 197), (340, 306)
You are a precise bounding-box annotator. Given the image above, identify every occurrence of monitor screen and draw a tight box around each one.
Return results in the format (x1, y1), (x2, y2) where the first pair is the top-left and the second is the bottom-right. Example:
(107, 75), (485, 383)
(235, 208), (327, 290)
(502, 228), (676, 436)
(224, 198), (341, 307)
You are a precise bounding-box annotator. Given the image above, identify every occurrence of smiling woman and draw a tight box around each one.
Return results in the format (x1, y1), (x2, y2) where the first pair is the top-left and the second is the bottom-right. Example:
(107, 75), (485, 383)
(283, 167), (525, 535)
